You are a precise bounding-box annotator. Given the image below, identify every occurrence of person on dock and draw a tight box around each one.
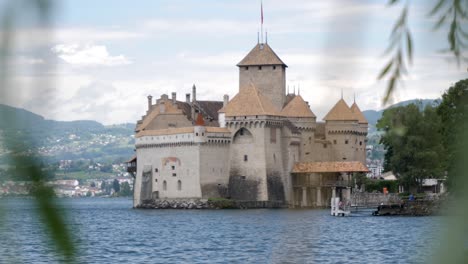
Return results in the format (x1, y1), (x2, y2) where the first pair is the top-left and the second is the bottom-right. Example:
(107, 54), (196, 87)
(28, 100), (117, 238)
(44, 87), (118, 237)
(409, 193), (415, 201)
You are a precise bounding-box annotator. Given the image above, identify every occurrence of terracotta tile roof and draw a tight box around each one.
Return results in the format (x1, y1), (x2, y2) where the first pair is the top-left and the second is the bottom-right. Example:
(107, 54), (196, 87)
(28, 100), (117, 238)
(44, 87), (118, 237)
(350, 102), (368, 124)
(223, 83), (281, 117)
(284, 94), (296, 107)
(136, 127), (194, 138)
(206, 127), (231, 133)
(323, 99), (357, 121)
(292, 161), (370, 173)
(237, 43), (287, 67)
(136, 100), (184, 131)
(281, 95), (316, 118)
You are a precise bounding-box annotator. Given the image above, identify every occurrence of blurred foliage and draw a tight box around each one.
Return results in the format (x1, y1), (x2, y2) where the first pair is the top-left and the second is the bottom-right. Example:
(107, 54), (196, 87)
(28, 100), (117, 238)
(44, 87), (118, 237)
(379, 0), (467, 104)
(0, 0), (75, 262)
(379, 0), (413, 103)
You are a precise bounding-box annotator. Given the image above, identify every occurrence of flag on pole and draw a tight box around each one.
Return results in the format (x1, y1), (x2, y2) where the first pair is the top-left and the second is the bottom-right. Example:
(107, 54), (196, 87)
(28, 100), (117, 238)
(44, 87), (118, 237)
(261, 1), (264, 24)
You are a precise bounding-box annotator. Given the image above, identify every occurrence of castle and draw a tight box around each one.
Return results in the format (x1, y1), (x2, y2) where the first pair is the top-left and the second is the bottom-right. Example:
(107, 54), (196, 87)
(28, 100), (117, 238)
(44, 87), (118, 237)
(130, 40), (369, 208)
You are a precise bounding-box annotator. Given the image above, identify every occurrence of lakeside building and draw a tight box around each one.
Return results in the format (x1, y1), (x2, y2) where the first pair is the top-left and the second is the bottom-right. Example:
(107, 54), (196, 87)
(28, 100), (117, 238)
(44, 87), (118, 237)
(130, 39), (369, 208)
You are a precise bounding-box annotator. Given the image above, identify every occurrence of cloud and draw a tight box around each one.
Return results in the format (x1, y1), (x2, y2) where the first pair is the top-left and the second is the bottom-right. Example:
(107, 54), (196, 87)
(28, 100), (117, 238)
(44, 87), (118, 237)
(51, 44), (132, 66)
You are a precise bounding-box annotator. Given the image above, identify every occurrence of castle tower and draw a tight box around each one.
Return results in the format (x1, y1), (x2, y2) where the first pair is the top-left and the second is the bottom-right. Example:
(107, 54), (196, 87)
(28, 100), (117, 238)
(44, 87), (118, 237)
(194, 113), (206, 143)
(237, 43), (287, 111)
(350, 102), (369, 164)
(281, 95), (317, 162)
(323, 99), (359, 162)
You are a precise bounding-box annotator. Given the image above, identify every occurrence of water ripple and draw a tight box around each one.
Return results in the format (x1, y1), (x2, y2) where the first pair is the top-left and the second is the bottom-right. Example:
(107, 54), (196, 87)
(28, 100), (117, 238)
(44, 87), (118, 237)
(0, 198), (443, 263)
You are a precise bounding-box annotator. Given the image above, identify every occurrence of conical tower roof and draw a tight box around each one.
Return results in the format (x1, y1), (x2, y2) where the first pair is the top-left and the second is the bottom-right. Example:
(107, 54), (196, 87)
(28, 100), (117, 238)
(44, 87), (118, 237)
(323, 99), (357, 121)
(222, 83), (281, 117)
(350, 102), (368, 124)
(281, 95), (316, 118)
(237, 43), (287, 67)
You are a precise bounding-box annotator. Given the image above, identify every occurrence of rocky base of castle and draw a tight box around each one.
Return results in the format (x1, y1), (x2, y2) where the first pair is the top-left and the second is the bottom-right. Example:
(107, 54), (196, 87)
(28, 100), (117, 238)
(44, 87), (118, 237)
(136, 198), (286, 209)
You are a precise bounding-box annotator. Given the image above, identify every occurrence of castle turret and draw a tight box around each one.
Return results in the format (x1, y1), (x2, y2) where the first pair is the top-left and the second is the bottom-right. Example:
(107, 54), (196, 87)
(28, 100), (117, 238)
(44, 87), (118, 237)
(281, 95), (317, 161)
(350, 102), (368, 164)
(237, 43), (287, 111)
(323, 99), (359, 162)
(194, 113), (206, 143)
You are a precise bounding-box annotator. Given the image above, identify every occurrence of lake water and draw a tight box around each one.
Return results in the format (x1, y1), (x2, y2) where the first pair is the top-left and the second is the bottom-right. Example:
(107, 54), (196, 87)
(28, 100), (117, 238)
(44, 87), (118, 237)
(0, 198), (443, 263)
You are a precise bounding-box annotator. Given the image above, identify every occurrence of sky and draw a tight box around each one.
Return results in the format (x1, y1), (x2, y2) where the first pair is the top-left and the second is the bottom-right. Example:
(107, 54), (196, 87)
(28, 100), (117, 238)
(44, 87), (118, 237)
(1, 0), (467, 125)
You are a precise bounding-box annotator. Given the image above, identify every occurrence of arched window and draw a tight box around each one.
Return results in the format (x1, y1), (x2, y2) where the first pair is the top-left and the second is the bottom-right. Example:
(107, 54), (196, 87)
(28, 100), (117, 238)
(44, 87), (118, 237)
(177, 180), (182, 191)
(163, 180), (167, 191)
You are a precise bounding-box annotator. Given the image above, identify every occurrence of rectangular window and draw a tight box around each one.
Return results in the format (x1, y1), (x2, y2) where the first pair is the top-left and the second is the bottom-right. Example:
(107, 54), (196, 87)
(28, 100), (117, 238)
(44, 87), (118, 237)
(345, 140), (349, 144)
(258, 66), (262, 70)
(171, 166), (175, 170)
(323, 144), (327, 148)
(244, 155), (248, 162)
(333, 140), (337, 144)
(270, 128), (277, 143)
(155, 168), (158, 173)
(172, 173), (177, 177)
(273, 66), (276, 70)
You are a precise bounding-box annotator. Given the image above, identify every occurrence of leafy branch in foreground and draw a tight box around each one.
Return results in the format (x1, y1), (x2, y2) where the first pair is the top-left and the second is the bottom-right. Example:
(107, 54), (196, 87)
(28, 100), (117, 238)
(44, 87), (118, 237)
(429, 0), (468, 65)
(379, 0), (468, 104)
(1, 0), (76, 262)
(378, 1), (413, 104)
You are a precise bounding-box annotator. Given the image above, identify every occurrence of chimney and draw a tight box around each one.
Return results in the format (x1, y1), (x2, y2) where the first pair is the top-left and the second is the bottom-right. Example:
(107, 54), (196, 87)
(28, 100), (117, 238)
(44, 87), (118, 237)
(147, 95), (153, 111)
(171, 92), (177, 105)
(186, 93), (190, 103)
(223, 94), (229, 107)
(192, 84), (196, 102)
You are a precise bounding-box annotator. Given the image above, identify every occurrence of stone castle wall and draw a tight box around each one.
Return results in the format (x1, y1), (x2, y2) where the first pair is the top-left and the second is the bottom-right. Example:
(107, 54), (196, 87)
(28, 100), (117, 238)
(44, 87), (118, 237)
(239, 65), (286, 111)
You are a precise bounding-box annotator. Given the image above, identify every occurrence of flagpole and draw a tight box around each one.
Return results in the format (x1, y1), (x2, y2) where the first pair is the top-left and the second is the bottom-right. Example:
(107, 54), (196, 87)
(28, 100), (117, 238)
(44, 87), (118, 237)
(260, 0), (263, 44)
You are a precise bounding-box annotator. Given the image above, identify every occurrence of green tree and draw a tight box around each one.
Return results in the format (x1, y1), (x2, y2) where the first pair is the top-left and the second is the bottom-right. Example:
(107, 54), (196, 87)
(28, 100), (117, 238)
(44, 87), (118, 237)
(120, 182), (132, 196)
(437, 79), (468, 188)
(377, 104), (445, 192)
(100, 181), (106, 191)
(112, 179), (120, 193)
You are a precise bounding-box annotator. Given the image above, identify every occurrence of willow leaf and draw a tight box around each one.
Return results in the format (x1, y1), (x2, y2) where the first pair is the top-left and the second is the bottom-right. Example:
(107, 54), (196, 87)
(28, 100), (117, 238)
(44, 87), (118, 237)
(433, 13), (449, 30)
(406, 30), (413, 64)
(384, 75), (397, 104)
(378, 61), (393, 80)
(429, 0), (448, 16)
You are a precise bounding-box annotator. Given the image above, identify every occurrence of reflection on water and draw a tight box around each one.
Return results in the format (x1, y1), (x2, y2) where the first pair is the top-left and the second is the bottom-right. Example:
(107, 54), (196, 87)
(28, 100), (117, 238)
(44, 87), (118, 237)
(0, 198), (442, 263)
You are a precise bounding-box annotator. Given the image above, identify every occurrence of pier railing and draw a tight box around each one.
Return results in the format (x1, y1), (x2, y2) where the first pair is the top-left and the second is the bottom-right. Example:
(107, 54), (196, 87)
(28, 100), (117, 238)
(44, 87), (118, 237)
(351, 192), (401, 208)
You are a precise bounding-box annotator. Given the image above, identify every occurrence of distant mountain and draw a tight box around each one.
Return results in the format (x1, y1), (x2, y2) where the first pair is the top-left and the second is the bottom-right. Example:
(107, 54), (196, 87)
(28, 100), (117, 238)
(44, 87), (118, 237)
(0, 104), (104, 132)
(362, 99), (440, 128)
(0, 104), (135, 164)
